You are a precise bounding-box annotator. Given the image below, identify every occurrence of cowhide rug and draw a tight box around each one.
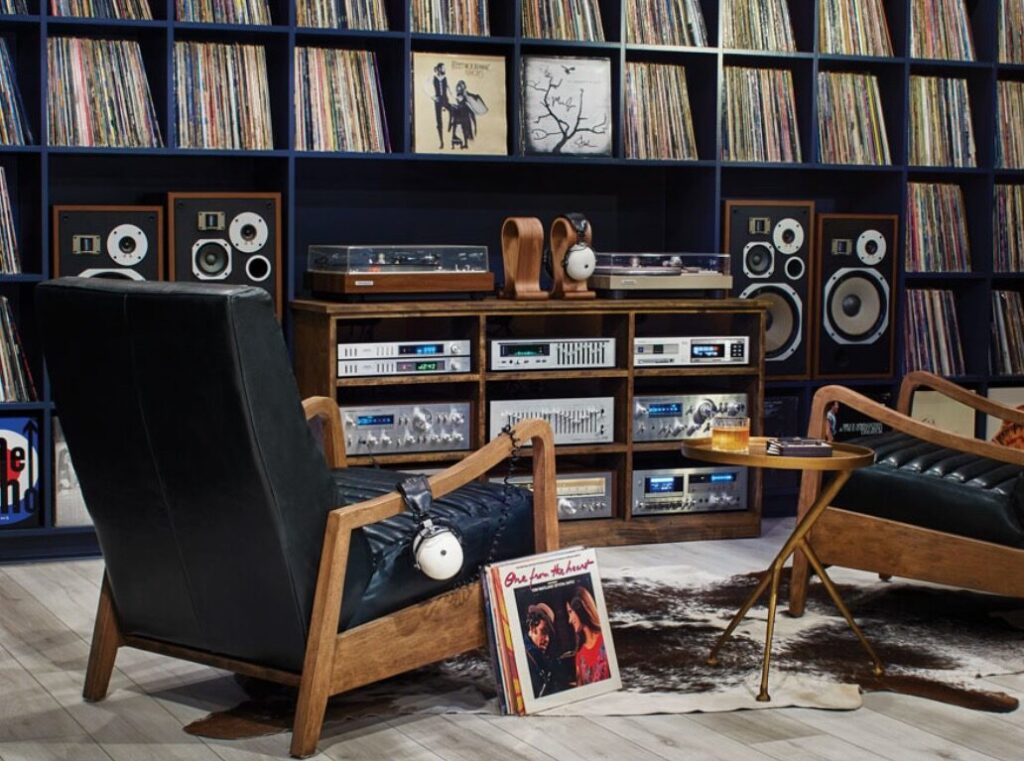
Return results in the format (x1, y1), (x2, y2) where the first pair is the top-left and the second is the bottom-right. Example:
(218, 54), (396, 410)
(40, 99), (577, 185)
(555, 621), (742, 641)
(184, 565), (1024, 740)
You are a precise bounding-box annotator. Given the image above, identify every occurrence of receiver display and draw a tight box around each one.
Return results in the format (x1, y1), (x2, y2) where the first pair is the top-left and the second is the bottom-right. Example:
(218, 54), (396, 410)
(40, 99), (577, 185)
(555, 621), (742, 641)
(357, 414), (394, 426)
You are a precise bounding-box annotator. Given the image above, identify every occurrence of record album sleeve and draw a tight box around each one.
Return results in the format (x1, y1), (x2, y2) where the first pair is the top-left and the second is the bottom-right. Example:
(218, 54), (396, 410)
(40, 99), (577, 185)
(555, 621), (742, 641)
(521, 56), (612, 156)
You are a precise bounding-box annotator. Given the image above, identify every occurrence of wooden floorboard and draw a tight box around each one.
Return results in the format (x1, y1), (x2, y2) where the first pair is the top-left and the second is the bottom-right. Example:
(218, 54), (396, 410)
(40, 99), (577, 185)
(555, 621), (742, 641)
(1, 518), (1022, 761)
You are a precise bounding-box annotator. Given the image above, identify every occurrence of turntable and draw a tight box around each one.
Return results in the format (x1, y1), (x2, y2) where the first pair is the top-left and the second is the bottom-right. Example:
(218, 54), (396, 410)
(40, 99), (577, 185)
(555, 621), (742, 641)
(591, 252), (732, 298)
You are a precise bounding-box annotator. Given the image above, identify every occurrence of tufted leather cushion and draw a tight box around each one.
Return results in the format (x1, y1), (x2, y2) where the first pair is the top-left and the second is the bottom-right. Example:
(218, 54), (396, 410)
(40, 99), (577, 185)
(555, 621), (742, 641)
(833, 431), (1024, 548)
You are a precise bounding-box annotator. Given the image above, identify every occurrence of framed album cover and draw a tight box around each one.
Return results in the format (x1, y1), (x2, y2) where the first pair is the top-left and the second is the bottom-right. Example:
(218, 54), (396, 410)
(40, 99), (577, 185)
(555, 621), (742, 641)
(412, 51), (507, 155)
(521, 56), (612, 156)
(53, 417), (91, 527)
(0, 416), (42, 530)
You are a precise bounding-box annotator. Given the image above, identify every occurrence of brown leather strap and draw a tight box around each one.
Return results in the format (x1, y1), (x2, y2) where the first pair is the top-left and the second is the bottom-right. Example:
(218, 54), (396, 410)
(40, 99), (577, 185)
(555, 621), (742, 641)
(500, 216), (548, 300)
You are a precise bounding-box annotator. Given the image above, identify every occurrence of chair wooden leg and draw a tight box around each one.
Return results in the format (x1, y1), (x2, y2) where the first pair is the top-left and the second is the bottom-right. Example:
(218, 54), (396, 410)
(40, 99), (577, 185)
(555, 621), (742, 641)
(83, 574), (122, 702)
(788, 548), (810, 617)
(290, 666), (332, 759)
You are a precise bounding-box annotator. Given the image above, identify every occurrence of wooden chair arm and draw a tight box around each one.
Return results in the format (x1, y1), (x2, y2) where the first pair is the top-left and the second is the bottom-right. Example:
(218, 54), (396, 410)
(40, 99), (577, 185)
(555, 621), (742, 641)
(302, 396), (347, 469)
(897, 371), (1024, 424)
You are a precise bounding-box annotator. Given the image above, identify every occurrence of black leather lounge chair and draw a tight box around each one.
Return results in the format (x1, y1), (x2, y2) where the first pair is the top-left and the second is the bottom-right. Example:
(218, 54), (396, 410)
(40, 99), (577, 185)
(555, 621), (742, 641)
(790, 371), (1024, 616)
(36, 277), (559, 758)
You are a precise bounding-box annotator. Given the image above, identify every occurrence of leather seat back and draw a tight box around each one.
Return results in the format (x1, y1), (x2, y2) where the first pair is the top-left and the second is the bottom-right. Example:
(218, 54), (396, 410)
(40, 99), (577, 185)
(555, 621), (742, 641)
(37, 278), (335, 672)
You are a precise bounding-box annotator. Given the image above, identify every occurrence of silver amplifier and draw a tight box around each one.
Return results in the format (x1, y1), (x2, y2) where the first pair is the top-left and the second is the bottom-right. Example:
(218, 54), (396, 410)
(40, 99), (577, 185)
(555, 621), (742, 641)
(490, 472), (614, 521)
(634, 336), (749, 366)
(489, 397), (615, 445)
(490, 338), (615, 371)
(631, 467), (748, 516)
(338, 339), (470, 360)
(338, 357), (470, 377)
(340, 402), (471, 455)
(633, 393), (748, 441)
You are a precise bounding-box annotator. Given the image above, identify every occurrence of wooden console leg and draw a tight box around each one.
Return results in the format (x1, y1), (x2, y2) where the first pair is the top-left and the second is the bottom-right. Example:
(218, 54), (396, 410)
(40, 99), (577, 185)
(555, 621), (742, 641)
(83, 574), (122, 702)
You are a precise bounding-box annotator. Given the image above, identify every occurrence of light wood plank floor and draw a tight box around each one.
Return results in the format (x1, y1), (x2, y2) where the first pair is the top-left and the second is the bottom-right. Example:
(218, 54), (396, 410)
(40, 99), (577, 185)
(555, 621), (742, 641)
(2, 518), (1022, 761)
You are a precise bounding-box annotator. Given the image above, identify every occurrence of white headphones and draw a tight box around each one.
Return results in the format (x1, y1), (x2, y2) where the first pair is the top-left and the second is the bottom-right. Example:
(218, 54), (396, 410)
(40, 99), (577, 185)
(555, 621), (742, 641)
(561, 213), (596, 282)
(399, 475), (464, 581)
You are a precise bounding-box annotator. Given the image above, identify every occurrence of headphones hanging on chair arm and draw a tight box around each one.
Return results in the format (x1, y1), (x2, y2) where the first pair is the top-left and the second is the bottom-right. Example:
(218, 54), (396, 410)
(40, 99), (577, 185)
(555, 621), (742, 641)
(399, 475), (464, 581)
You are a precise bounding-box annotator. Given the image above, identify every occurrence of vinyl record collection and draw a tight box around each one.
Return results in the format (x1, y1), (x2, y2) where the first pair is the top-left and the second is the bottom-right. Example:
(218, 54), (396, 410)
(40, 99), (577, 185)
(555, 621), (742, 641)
(0, 0), (28, 12)
(991, 290), (1024, 376)
(175, 0), (270, 24)
(0, 296), (35, 402)
(624, 62), (697, 160)
(909, 75), (976, 167)
(294, 47), (389, 153)
(818, 0), (893, 56)
(0, 40), (31, 145)
(296, 0), (388, 30)
(995, 184), (1024, 272)
(999, 0), (1024, 63)
(816, 72), (891, 165)
(910, 0), (976, 60)
(903, 288), (965, 376)
(0, 168), (20, 274)
(410, 0), (489, 35)
(521, 0), (604, 42)
(48, 37), (162, 148)
(625, 0), (707, 47)
(721, 0), (796, 52)
(52, 0), (152, 18)
(997, 80), (1024, 169)
(175, 41), (273, 150)
(721, 66), (801, 163)
(905, 182), (972, 272)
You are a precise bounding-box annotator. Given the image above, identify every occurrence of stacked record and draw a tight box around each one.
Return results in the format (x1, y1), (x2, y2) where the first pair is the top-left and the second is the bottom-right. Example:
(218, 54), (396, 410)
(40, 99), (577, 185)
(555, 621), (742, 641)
(0, 168), (19, 274)
(176, 0), (270, 24)
(48, 37), (162, 147)
(521, 0), (604, 42)
(296, 0), (388, 30)
(0, 40), (31, 145)
(0, 0), (29, 12)
(175, 41), (273, 150)
(991, 290), (1024, 376)
(905, 182), (972, 272)
(995, 185), (1024, 272)
(721, 66), (801, 163)
(52, 0), (151, 18)
(999, 0), (1024, 63)
(0, 296), (35, 402)
(625, 0), (707, 47)
(910, 0), (975, 60)
(294, 47), (389, 153)
(624, 62), (697, 160)
(410, 0), (489, 35)
(721, 0), (795, 52)
(818, 0), (893, 56)
(997, 80), (1024, 169)
(903, 289), (965, 376)
(909, 75), (976, 167)
(817, 71), (891, 165)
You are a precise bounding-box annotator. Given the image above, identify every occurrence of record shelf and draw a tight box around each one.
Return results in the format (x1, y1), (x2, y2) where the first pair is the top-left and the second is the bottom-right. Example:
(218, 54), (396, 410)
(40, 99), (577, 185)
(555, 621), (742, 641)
(1, 0), (1022, 559)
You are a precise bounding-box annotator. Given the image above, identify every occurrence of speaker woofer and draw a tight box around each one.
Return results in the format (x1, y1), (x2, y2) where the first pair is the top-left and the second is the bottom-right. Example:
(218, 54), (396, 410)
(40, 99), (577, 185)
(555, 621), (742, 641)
(742, 242), (775, 278)
(823, 268), (889, 344)
(740, 283), (802, 362)
(192, 239), (232, 280)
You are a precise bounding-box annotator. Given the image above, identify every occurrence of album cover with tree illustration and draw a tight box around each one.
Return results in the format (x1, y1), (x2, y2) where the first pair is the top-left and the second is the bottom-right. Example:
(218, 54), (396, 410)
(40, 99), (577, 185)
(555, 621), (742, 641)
(521, 56), (612, 156)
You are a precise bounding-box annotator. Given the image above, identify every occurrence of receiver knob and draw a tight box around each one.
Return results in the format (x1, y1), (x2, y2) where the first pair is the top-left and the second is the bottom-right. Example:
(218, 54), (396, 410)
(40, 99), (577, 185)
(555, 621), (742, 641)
(635, 404), (648, 418)
(449, 409), (465, 425)
(412, 408), (430, 431)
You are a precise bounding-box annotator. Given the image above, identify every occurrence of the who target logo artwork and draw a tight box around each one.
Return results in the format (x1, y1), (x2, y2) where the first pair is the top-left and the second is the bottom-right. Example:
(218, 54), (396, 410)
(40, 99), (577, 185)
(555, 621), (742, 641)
(0, 417), (41, 529)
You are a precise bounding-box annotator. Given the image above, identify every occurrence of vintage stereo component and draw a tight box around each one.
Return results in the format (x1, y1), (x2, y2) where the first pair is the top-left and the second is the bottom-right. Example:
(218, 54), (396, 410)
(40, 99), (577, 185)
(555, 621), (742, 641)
(631, 467), (748, 516)
(339, 402), (471, 456)
(53, 206), (163, 281)
(307, 245), (495, 298)
(814, 213), (898, 378)
(633, 393), (748, 441)
(725, 200), (815, 379)
(489, 338), (615, 371)
(488, 397), (614, 445)
(490, 472), (614, 520)
(168, 193), (282, 318)
(337, 339), (471, 377)
(591, 252), (733, 295)
(634, 336), (749, 367)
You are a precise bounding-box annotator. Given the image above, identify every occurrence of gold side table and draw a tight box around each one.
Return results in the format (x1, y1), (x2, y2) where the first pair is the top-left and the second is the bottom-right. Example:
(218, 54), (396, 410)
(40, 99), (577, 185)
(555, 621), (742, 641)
(680, 436), (882, 701)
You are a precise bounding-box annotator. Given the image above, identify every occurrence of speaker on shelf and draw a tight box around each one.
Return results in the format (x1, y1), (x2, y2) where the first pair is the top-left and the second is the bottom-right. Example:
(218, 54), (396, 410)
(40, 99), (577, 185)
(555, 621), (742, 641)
(813, 213), (898, 378)
(167, 192), (282, 318)
(53, 206), (164, 282)
(724, 200), (815, 379)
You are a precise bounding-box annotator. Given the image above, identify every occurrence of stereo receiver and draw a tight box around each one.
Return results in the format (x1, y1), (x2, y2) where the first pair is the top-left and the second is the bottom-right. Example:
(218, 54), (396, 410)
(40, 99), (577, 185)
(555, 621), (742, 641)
(338, 340), (472, 377)
(633, 393), (748, 441)
(489, 338), (615, 371)
(634, 336), (749, 367)
(339, 402), (471, 455)
(488, 398), (614, 445)
(491, 472), (614, 520)
(631, 467), (748, 516)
